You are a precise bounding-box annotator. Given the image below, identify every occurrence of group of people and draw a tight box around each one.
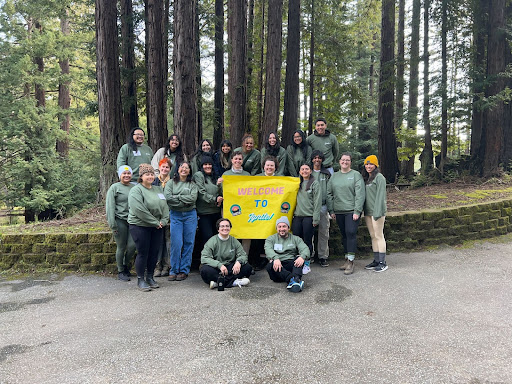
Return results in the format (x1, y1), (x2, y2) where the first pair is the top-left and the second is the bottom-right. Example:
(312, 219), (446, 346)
(106, 119), (388, 292)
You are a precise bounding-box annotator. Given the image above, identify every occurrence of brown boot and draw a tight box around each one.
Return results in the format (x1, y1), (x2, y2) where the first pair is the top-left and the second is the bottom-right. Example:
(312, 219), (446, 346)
(339, 259), (350, 270)
(153, 269), (161, 277)
(344, 260), (354, 275)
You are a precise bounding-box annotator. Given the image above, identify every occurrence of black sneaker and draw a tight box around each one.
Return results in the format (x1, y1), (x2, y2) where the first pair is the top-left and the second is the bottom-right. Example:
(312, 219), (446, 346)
(319, 258), (329, 267)
(374, 262), (388, 272)
(137, 278), (152, 291)
(254, 258), (268, 271)
(118, 272), (130, 281)
(365, 261), (379, 270)
(123, 266), (132, 277)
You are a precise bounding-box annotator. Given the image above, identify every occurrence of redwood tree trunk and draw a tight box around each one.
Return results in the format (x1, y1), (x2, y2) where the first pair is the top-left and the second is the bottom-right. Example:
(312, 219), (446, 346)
(174, 0), (198, 158)
(308, 0), (315, 136)
(57, 11), (70, 157)
(420, 0), (433, 172)
(96, 0), (124, 199)
(213, 0), (225, 148)
(439, 0), (448, 173)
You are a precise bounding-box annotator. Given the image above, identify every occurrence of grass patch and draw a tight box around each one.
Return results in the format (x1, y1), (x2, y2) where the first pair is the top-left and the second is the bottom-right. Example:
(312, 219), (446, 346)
(429, 194), (448, 199)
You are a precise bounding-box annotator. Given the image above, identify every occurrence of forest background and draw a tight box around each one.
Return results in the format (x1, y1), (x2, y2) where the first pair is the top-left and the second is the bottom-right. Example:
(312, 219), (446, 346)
(0, 0), (510, 224)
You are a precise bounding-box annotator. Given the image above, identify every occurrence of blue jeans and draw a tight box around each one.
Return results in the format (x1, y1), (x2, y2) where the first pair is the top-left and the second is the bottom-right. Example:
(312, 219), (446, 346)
(170, 209), (198, 275)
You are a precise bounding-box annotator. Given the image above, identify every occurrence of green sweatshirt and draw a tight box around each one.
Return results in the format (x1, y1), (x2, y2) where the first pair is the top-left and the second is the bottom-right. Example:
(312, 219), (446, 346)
(306, 130), (339, 168)
(201, 235), (248, 268)
(260, 146), (287, 176)
(164, 180), (198, 212)
(264, 233), (311, 261)
(192, 171), (221, 215)
(234, 147), (261, 175)
(312, 168), (330, 205)
(117, 143), (154, 179)
(105, 182), (135, 230)
(222, 168), (250, 176)
(127, 184), (169, 227)
(294, 179), (322, 225)
(364, 172), (387, 220)
(327, 169), (365, 215)
(286, 145), (312, 177)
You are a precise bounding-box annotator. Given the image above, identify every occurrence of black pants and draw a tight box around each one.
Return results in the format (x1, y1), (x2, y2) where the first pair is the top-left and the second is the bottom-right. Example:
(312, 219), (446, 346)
(335, 213), (359, 254)
(129, 225), (163, 278)
(197, 213), (221, 250)
(200, 262), (253, 287)
(266, 258), (303, 283)
(292, 216), (314, 256)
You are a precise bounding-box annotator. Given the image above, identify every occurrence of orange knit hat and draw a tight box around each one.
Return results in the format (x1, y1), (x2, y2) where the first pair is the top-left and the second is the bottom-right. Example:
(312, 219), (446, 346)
(364, 155), (379, 167)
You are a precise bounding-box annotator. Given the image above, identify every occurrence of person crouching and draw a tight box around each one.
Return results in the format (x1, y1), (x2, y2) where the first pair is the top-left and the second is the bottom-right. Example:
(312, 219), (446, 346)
(200, 218), (253, 289)
(265, 216), (310, 293)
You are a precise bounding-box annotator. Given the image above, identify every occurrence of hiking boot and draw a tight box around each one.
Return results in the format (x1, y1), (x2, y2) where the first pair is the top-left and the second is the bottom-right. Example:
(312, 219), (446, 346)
(209, 281), (218, 289)
(176, 273), (188, 281)
(290, 280), (304, 293)
(374, 262), (388, 272)
(123, 266), (132, 277)
(137, 278), (152, 292)
(365, 260), (379, 270)
(344, 260), (354, 275)
(146, 275), (159, 289)
(118, 272), (130, 281)
(319, 258), (329, 267)
(339, 259), (350, 270)
(232, 278), (250, 288)
(168, 274), (177, 281)
(153, 269), (161, 277)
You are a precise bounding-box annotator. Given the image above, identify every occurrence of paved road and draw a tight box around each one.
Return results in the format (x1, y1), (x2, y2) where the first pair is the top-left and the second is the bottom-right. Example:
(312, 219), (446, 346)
(1, 238), (512, 384)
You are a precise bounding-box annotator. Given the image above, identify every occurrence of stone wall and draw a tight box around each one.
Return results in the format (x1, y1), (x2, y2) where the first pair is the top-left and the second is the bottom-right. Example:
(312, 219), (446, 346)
(1, 199), (512, 272)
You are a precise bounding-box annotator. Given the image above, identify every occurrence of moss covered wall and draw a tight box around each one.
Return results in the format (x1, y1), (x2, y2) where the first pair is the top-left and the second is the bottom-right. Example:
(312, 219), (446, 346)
(1, 199), (512, 272)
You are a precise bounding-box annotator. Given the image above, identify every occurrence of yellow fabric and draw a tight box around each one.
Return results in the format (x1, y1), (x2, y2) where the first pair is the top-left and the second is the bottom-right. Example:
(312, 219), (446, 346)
(222, 175), (300, 239)
(364, 155), (379, 167)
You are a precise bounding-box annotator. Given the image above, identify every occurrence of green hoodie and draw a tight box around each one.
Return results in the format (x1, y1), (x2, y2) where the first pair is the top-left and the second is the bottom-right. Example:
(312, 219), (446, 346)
(105, 182), (134, 230)
(234, 147), (262, 175)
(294, 178), (322, 225)
(306, 130), (339, 168)
(192, 171), (221, 215)
(127, 184), (169, 227)
(327, 169), (365, 215)
(264, 233), (311, 261)
(164, 180), (198, 212)
(201, 235), (248, 268)
(117, 143), (154, 179)
(364, 172), (387, 220)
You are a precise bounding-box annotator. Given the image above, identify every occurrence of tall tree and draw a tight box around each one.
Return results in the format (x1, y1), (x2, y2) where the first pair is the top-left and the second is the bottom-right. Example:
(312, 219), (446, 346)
(439, 0), (448, 173)
(281, 0), (300, 148)
(419, 0), (433, 172)
(227, 0), (248, 146)
(146, 0), (169, 150)
(57, 8), (70, 157)
(308, 0), (315, 135)
(395, 0), (405, 133)
(174, 0), (198, 157)
(96, 0), (124, 199)
(378, 0), (399, 182)
(120, 0), (138, 137)
(195, 1), (203, 141)
(213, 0), (224, 148)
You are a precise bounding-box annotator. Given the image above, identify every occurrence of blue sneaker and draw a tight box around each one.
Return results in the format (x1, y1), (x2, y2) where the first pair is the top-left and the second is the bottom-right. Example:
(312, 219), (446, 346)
(290, 280), (304, 293)
(287, 277), (297, 289)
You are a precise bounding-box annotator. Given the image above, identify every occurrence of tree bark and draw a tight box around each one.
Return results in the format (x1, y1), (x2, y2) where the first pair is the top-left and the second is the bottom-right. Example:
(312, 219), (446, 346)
(419, 0), (433, 172)
(213, 0), (225, 148)
(57, 10), (70, 157)
(228, 0), (248, 147)
(439, 0), (448, 173)
(247, 0), (256, 134)
(308, 0), (315, 136)
(256, 0), (265, 139)
(195, 1), (203, 141)
(146, 0), (169, 150)
(395, 0), (405, 132)
(174, 0), (198, 158)
(378, 0), (399, 182)
(96, 0), (124, 200)
(281, 0), (300, 148)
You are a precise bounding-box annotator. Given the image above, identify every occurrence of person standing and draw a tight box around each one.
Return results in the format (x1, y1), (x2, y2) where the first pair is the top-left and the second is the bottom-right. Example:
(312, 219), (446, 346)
(151, 134), (186, 177)
(190, 139), (214, 175)
(306, 118), (339, 174)
(213, 139), (233, 177)
(260, 132), (287, 176)
(200, 218), (253, 289)
(327, 153), (365, 275)
(152, 158), (172, 277)
(164, 162), (198, 281)
(106, 165), (136, 281)
(127, 164), (169, 291)
(362, 155), (388, 272)
(265, 217), (310, 293)
(117, 127), (154, 180)
(286, 130), (312, 177)
(311, 150), (331, 267)
(234, 133), (261, 175)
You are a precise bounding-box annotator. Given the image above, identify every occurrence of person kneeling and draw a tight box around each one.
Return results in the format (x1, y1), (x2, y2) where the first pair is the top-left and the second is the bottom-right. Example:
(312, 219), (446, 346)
(265, 216), (310, 293)
(200, 218), (253, 289)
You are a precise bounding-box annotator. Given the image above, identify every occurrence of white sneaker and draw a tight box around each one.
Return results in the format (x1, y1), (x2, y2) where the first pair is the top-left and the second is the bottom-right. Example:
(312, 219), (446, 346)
(302, 261), (311, 275)
(209, 281), (218, 289)
(232, 278), (250, 288)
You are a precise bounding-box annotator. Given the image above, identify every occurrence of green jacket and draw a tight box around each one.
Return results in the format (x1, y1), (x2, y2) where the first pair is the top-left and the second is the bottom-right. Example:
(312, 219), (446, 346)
(286, 145), (312, 177)
(192, 171), (221, 215)
(234, 147), (261, 175)
(306, 130), (339, 168)
(264, 233), (310, 262)
(127, 184), (169, 227)
(312, 168), (330, 205)
(164, 180), (198, 212)
(105, 182), (134, 230)
(364, 172), (387, 220)
(117, 143), (154, 179)
(261, 146), (287, 176)
(201, 235), (248, 268)
(294, 178), (322, 225)
(327, 169), (365, 215)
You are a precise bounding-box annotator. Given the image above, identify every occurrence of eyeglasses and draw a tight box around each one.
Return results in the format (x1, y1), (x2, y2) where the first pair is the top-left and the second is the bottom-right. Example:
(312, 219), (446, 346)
(134, 133), (144, 137)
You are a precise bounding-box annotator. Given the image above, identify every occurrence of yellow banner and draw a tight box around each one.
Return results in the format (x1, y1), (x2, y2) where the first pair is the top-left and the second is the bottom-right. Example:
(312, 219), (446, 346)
(222, 175), (300, 239)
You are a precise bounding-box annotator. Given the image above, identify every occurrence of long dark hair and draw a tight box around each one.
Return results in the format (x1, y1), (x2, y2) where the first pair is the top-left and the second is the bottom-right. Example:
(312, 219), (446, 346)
(200, 155), (218, 183)
(165, 134), (185, 165)
(193, 139), (214, 158)
(291, 130), (308, 161)
(217, 139), (233, 166)
(265, 132), (281, 157)
(128, 127), (145, 152)
(362, 166), (380, 184)
(173, 161), (193, 183)
(298, 162), (315, 191)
